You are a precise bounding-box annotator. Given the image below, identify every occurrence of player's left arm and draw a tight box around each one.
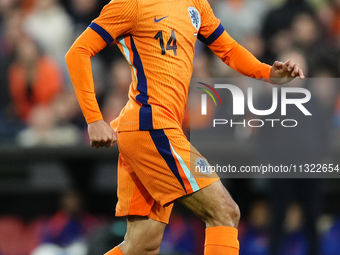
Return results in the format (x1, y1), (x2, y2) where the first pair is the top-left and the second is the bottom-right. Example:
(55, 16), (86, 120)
(207, 31), (305, 84)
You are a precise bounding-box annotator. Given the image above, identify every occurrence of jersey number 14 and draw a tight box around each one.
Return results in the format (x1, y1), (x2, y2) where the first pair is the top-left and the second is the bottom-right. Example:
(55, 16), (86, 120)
(154, 30), (177, 56)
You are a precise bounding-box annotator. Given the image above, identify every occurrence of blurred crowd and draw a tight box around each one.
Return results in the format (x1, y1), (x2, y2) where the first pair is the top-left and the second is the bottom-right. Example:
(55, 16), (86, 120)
(2, 191), (340, 255)
(0, 0), (116, 146)
(1, 0), (340, 255)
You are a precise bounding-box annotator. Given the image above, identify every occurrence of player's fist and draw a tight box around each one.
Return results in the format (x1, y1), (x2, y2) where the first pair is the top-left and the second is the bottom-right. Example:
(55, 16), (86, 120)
(270, 59), (305, 85)
(88, 120), (116, 148)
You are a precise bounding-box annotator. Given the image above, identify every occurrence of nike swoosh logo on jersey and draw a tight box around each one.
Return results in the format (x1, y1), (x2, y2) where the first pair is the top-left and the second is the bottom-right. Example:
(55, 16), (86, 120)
(154, 16), (168, 23)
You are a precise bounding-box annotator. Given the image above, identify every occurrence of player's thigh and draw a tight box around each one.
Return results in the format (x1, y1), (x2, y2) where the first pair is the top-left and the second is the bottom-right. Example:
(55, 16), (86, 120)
(178, 180), (240, 228)
(120, 216), (166, 255)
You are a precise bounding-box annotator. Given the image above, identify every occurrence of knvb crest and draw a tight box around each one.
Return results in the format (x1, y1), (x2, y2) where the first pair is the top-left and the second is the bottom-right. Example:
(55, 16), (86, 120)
(188, 7), (201, 30)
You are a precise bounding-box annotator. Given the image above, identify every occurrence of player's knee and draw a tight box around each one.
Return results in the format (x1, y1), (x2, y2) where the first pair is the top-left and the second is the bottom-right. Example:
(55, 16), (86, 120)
(220, 199), (240, 227)
(122, 237), (161, 255)
(130, 245), (160, 255)
(143, 245), (161, 255)
(205, 199), (240, 228)
(141, 240), (161, 255)
(228, 200), (241, 225)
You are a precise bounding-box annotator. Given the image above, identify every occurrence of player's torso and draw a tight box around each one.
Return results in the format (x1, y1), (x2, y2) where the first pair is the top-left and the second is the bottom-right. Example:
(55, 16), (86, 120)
(115, 0), (201, 130)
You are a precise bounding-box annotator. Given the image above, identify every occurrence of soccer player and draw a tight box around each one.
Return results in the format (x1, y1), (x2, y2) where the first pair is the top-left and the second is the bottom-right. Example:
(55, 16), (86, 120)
(65, 0), (305, 254)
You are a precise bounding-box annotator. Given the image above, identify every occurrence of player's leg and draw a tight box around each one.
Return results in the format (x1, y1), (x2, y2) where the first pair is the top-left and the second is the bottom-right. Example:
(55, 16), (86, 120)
(105, 216), (166, 255)
(114, 129), (239, 254)
(106, 131), (173, 255)
(179, 179), (240, 228)
(179, 180), (240, 255)
(128, 128), (240, 254)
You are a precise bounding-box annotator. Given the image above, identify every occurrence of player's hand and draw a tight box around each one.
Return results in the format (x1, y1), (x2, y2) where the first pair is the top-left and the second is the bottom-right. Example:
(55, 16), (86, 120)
(88, 120), (116, 148)
(270, 59), (305, 85)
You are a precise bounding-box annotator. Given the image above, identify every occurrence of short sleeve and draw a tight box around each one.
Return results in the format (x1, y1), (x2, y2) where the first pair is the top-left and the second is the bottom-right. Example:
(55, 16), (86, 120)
(196, 0), (224, 45)
(89, 0), (138, 44)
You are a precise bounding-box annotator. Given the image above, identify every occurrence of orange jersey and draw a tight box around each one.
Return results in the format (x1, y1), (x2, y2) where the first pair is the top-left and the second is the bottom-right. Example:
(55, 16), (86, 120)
(66, 0), (271, 130)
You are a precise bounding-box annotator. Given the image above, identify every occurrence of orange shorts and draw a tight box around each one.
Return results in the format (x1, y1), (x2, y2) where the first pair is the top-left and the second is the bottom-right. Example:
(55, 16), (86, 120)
(115, 128), (219, 224)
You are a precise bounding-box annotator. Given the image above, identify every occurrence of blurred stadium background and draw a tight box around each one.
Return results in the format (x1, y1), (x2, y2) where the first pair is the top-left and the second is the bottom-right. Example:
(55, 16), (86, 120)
(1, 0), (340, 254)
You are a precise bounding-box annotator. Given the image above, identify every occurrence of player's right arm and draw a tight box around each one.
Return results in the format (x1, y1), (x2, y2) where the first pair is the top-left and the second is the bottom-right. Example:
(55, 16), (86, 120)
(65, 28), (116, 148)
(65, 28), (107, 125)
(65, 0), (137, 148)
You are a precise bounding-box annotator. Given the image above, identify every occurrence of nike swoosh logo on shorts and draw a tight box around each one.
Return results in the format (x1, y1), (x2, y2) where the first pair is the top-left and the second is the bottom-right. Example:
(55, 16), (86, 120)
(154, 16), (168, 23)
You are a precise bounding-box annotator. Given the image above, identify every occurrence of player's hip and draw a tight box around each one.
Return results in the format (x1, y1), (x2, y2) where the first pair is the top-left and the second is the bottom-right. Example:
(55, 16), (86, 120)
(117, 128), (218, 183)
(117, 128), (219, 207)
(117, 128), (188, 160)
